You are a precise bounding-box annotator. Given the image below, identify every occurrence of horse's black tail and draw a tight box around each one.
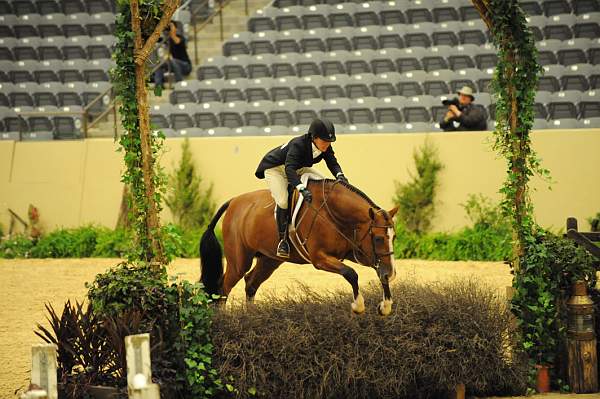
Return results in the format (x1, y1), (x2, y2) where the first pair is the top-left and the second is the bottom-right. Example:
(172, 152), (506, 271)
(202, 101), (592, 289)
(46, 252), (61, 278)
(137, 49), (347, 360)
(200, 200), (231, 297)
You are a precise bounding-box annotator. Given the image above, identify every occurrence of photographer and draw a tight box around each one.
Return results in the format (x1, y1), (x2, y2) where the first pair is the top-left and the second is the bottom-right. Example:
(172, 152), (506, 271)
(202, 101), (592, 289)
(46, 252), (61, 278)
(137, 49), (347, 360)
(439, 86), (487, 131)
(153, 21), (192, 92)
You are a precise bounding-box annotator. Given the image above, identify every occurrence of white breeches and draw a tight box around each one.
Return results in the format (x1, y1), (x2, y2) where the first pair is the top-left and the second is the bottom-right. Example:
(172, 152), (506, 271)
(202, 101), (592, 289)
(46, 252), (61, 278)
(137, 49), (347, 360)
(264, 165), (324, 209)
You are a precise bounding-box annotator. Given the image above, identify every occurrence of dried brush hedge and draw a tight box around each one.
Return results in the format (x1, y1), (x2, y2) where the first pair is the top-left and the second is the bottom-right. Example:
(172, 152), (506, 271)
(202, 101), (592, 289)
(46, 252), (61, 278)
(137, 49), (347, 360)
(212, 280), (528, 399)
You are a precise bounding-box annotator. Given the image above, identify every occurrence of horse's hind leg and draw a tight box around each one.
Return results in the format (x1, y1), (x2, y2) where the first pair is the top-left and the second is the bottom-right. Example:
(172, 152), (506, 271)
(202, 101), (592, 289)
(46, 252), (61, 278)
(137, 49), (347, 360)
(222, 247), (254, 300)
(244, 256), (282, 302)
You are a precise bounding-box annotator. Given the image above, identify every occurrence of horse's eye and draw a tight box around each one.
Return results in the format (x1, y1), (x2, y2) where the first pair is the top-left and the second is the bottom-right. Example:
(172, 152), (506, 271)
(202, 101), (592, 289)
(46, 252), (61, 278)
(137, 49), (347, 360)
(374, 236), (384, 244)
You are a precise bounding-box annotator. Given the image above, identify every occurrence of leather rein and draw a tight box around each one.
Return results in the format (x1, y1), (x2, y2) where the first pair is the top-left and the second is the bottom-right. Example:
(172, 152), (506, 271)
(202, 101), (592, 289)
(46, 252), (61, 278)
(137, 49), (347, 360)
(295, 180), (394, 270)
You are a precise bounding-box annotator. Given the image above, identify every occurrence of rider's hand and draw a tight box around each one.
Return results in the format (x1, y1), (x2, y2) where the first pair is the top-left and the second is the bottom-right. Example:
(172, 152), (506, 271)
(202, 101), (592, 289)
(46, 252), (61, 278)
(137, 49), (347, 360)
(336, 173), (349, 184)
(299, 187), (312, 203)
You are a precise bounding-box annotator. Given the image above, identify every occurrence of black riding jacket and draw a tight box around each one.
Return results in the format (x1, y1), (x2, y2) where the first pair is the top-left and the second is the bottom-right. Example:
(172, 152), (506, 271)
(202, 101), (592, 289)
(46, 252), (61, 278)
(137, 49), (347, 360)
(255, 134), (343, 187)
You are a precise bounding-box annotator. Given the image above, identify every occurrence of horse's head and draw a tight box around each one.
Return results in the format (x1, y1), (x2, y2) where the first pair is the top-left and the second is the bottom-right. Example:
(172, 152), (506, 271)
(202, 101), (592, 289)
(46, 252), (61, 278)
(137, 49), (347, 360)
(360, 206), (398, 283)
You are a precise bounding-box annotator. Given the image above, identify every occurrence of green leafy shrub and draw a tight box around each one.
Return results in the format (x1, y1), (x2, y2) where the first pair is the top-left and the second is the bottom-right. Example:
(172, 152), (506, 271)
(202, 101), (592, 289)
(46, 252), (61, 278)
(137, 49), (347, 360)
(0, 235), (35, 258)
(166, 138), (216, 230)
(511, 232), (597, 370)
(393, 139), (444, 235)
(588, 212), (600, 232)
(92, 228), (133, 258)
(213, 281), (528, 398)
(30, 226), (101, 258)
(86, 262), (224, 398)
(394, 194), (511, 261)
(0, 225), (213, 259)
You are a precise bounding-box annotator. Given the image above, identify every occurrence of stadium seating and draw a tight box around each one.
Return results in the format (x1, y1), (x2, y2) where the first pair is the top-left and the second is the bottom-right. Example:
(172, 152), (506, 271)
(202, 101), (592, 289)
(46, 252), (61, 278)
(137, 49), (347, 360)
(165, 0), (600, 134)
(1, 0), (599, 139)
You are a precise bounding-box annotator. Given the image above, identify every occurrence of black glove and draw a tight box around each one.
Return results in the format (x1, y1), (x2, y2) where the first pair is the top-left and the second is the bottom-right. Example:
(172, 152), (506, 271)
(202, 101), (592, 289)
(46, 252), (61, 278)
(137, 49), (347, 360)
(299, 187), (312, 203)
(337, 173), (349, 184)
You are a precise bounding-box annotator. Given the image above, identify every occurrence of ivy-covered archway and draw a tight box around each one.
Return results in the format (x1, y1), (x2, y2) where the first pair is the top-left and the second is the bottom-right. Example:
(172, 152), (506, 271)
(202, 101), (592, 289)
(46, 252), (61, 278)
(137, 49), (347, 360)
(110, 0), (576, 390)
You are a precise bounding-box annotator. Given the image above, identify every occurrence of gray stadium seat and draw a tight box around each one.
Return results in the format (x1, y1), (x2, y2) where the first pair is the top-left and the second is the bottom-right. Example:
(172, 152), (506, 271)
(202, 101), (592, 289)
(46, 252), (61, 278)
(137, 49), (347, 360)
(295, 75), (323, 100)
(197, 56), (225, 80)
(219, 100), (246, 128)
(380, 2), (406, 25)
(375, 96), (403, 123)
(194, 102), (222, 129)
(223, 32), (251, 56)
(39, 13), (64, 38)
(521, 1), (544, 15)
(62, 35), (89, 60)
(543, 0), (572, 16)
(353, 26), (379, 50)
(170, 80), (201, 104)
(248, 8), (278, 32)
(54, 105), (83, 139)
(14, 37), (40, 61)
(38, 36), (63, 60)
(62, 13), (89, 37)
(371, 72), (401, 97)
(432, 21), (460, 46)
(269, 99), (298, 125)
(370, 48), (398, 74)
(295, 98), (323, 124)
(271, 76), (298, 100)
(37, 0), (61, 15)
(196, 79), (222, 103)
(274, 29), (302, 53)
(378, 24), (404, 49)
(328, 3), (356, 28)
(573, 0), (600, 14)
(13, 14), (41, 39)
(169, 103), (199, 130)
(355, 2), (381, 27)
(244, 100), (273, 127)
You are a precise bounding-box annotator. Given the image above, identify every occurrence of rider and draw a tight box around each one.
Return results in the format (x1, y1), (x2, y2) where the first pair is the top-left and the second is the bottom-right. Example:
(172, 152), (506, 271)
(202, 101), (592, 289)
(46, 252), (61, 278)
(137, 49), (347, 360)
(255, 119), (349, 258)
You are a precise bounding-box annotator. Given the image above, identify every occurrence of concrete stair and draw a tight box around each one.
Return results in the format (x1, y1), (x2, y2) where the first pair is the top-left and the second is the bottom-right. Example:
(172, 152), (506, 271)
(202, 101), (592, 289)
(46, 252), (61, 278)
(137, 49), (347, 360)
(89, 0), (271, 137)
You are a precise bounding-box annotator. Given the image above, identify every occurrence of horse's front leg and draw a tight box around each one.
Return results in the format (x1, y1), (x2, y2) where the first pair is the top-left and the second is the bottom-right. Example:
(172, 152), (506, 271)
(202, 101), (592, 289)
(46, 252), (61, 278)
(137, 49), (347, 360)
(312, 254), (365, 314)
(377, 279), (393, 316)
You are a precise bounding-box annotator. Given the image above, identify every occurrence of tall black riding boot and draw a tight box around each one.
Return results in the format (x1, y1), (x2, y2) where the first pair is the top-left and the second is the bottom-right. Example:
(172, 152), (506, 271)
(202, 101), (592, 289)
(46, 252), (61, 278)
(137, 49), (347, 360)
(276, 205), (290, 258)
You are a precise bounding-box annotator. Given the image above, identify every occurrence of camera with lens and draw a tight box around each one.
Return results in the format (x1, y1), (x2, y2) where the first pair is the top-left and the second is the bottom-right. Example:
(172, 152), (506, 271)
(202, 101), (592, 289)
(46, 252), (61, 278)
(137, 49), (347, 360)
(442, 97), (462, 109)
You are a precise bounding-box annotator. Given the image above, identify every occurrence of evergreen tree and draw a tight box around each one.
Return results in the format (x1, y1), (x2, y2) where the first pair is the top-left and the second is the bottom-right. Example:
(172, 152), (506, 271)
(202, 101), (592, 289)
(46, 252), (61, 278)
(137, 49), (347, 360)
(166, 139), (215, 230)
(393, 140), (444, 235)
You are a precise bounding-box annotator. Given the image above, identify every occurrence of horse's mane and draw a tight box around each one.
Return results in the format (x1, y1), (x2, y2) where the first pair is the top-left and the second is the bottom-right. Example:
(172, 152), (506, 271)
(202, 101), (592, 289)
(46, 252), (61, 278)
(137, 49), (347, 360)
(320, 178), (382, 210)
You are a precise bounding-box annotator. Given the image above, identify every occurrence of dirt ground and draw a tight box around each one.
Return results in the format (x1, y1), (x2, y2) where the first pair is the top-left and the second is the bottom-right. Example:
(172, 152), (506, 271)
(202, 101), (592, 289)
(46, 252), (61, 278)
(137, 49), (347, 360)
(0, 258), (597, 399)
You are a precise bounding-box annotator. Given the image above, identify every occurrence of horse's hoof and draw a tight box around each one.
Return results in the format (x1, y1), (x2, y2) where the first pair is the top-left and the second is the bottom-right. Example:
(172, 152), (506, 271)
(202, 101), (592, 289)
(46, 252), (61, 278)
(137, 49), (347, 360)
(351, 294), (365, 314)
(351, 303), (365, 314)
(377, 300), (393, 316)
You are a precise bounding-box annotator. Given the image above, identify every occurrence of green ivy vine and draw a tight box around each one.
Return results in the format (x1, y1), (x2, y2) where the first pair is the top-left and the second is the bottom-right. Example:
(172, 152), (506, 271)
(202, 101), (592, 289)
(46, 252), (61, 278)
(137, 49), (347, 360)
(484, 0), (555, 372)
(111, 0), (168, 264)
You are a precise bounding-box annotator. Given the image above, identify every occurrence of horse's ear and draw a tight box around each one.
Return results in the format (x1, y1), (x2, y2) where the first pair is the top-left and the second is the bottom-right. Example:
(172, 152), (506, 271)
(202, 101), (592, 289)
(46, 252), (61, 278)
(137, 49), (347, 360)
(388, 206), (399, 219)
(369, 207), (376, 220)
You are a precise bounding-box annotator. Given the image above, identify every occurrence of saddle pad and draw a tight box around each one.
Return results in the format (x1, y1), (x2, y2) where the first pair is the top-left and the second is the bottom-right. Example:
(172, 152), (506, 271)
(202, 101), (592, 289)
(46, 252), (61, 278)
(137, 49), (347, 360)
(288, 174), (323, 263)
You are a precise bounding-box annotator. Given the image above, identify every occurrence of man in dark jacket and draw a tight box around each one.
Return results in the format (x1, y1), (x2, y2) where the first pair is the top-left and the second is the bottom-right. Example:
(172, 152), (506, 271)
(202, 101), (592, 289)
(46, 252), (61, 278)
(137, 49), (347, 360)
(255, 119), (348, 258)
(154, 22), (192, 92)
(439, 86), (487, 131)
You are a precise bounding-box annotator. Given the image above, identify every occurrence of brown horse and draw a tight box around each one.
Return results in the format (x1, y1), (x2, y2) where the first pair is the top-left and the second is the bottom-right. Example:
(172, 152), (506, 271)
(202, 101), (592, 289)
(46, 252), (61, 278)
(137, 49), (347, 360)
(199, 179), (398, 315)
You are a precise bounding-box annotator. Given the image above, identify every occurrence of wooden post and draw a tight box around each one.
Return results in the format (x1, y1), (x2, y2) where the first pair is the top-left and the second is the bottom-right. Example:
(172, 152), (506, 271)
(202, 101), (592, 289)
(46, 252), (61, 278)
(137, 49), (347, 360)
(567, 281), (598, 393)
(125, 333), (161, 399)
(30, 344), (57, 399)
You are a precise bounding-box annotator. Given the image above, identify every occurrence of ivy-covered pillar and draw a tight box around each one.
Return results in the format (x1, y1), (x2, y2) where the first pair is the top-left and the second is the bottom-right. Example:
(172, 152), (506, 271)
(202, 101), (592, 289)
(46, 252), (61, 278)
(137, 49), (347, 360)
(112, 0), (180, 265)
(473, 0), (556, 378)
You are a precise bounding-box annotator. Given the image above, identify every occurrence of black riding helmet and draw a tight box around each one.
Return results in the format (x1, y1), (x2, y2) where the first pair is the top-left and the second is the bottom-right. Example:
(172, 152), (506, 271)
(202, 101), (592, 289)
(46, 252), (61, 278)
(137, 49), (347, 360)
(308, 118), (336, 142)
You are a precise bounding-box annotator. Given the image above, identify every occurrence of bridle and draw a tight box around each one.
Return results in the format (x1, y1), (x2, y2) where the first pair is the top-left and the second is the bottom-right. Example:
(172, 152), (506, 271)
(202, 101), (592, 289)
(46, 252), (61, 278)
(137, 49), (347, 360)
(297, 180), (395, 272)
